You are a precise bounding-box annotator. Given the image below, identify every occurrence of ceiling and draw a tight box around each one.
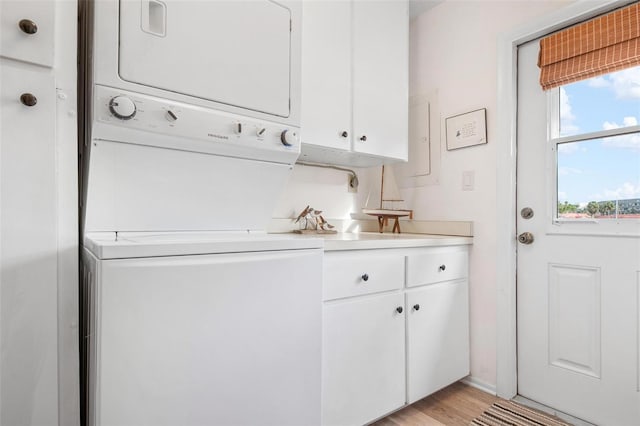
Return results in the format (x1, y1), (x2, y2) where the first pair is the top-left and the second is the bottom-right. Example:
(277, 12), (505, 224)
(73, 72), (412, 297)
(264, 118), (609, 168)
(409, 0), (444, 19)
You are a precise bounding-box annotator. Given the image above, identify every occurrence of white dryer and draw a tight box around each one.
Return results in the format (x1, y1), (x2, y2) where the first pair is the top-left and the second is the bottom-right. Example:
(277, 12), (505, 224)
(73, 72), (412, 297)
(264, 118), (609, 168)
(79, 2), (322, 425)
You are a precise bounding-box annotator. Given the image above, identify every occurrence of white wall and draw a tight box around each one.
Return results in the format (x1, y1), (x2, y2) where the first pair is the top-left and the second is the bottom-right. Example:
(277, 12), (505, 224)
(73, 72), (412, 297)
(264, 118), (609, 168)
(408, 0), (571, 389)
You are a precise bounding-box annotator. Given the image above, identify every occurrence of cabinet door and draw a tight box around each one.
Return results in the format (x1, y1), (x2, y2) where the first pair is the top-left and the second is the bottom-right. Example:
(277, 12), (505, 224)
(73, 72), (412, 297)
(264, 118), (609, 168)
(352, 0), (408, 161)
(322, 292), (405, 426)
(301, 0), (352, 150)
(1, 63), (58, 425)
(406, 280), (470, 404)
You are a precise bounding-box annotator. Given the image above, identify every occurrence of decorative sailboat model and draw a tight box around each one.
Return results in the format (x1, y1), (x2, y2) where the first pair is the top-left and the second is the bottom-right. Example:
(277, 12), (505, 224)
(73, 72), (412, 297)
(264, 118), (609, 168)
(362, 166), (413, 233)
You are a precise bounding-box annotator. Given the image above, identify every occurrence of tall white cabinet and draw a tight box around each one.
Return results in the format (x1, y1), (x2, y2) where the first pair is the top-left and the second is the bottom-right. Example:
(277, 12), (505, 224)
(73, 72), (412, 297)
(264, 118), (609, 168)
(0, 2), (78, 425)
(300, 0), (409, 167)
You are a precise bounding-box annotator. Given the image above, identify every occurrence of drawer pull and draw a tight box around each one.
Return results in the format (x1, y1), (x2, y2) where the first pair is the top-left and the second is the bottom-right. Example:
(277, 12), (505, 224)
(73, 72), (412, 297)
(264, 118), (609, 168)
(396, 306), (403, 314)
(341, 131), (348, 138)
(361, 273), (369, 282)
(20, 93), (37, 107)
(438, 264), (446, 272)
(359, 135), (367, 142)
(19, 19), (38, 35)
(413, 304), (420, 311)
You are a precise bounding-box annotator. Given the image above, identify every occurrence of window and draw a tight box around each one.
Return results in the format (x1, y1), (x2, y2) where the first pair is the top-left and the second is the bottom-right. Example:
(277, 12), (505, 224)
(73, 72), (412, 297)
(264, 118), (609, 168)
(554, 66), (640, 221)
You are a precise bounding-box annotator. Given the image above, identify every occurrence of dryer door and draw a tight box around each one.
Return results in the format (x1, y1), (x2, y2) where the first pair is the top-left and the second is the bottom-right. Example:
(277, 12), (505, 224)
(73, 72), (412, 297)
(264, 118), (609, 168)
(118, 0), (291, 117)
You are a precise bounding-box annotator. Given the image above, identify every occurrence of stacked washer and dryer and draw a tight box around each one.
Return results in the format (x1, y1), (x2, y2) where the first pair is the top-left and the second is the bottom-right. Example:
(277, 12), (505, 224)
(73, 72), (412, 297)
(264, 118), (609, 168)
(79, 1), (322, 425)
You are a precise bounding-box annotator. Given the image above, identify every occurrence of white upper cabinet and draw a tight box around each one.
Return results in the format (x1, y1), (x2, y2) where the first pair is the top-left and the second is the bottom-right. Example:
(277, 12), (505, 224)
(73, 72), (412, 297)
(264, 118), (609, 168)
(300, 1), (352, 151)
(352, 1), (408, 161)
(300, 0), (408, 167)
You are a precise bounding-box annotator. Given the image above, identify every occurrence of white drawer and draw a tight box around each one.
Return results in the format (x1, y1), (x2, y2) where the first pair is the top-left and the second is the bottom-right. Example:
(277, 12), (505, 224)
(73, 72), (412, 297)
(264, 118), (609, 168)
(406, 247), (468, 287)
(1, 1), (55, 67)
(323, 251), (405, 301)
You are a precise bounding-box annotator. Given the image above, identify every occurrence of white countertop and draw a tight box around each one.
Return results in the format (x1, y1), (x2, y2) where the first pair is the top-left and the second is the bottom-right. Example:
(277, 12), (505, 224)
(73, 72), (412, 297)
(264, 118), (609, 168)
(280, 232), (473, 251)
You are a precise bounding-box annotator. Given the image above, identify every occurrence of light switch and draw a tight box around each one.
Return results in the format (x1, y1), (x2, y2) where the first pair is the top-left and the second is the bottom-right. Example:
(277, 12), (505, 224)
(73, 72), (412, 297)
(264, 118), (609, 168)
(462, 171), (475, 191)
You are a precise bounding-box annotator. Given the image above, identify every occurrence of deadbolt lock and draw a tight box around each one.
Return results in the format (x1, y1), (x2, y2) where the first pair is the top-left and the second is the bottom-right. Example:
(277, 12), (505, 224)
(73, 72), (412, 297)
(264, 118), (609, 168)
(518, 232), (534, 245)
(521, 207), (534, 219)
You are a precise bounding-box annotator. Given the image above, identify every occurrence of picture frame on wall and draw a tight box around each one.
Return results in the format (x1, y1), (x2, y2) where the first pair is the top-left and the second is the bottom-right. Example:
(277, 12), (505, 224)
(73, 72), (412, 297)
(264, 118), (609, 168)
(445, 108), (487, 150)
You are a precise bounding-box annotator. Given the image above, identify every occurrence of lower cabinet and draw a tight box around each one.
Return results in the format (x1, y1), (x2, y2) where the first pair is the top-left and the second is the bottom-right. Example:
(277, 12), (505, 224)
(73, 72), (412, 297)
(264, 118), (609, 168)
(322, 246), (470, 425)
(406, 280), (470, 404)
(322, 292), (406, 426)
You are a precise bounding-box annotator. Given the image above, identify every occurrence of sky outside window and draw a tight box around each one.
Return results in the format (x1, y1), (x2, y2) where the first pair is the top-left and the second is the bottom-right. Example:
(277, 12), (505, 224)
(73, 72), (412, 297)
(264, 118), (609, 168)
(557, 66), (640, 217)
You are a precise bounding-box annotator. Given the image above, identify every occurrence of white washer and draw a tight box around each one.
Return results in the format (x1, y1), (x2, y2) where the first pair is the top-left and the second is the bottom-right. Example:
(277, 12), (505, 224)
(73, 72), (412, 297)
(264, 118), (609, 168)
(79, 2), (319, 425)
(83, 232), (323, 426)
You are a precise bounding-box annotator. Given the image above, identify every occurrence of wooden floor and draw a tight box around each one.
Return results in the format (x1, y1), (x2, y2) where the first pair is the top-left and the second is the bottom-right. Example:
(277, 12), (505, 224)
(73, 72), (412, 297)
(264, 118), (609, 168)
(373, 382), (501, 426)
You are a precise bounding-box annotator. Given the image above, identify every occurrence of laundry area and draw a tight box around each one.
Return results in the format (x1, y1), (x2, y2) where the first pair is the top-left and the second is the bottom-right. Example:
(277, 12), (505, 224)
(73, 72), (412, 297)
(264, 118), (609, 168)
(0, 1), (639, 426)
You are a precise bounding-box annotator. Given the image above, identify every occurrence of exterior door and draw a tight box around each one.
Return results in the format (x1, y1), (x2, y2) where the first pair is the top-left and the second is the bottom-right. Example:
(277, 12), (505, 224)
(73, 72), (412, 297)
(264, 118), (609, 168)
(516, 40), (640, 425)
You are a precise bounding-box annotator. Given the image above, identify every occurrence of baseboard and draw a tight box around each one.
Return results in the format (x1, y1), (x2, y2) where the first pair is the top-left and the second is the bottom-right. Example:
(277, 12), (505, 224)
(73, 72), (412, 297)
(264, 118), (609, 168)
(461, 376), (497, 395)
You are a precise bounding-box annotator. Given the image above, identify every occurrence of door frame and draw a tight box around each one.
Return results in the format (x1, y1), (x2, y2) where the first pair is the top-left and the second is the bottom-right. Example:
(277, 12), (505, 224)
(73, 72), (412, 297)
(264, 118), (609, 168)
(495, 0), (637, 399)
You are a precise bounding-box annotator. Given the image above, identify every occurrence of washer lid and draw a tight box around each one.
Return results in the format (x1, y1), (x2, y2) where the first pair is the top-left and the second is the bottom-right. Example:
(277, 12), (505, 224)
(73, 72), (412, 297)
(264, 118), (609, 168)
(84, 231), (323, 260)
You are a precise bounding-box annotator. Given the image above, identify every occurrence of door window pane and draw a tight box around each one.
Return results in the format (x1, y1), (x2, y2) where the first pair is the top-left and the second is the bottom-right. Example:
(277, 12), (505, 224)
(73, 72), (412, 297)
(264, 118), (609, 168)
(557, 135), (640, 219)
(560, 66), (640, 137)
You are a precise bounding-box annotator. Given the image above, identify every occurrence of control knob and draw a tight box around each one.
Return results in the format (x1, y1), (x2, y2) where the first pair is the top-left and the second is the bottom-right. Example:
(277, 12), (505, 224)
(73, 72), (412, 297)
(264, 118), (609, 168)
(108, 96), (137, 120)
(280, 129), (299, 147)
(165, 110), (178, 122)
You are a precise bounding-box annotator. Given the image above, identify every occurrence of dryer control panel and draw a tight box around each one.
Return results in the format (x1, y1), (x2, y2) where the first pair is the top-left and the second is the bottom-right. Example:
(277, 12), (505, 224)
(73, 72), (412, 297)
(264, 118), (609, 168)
(92, 85), (300, 165)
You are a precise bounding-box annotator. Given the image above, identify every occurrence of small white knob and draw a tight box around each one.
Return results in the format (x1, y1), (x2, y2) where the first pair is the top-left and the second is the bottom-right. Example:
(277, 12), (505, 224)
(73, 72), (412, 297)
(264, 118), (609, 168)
(234, 122), (243, 135)
(257, 127), (267, 137)
(280, 129), (299, 147)
(108, 96), (136, 120)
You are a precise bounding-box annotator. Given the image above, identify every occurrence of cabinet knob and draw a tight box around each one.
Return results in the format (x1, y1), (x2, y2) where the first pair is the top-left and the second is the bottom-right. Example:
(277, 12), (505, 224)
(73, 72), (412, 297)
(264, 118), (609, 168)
(18, 19), (38, 35)
(439, 264), (446, 272)
(413, 304), (420, 311)
(361, 273), (369, 282)
(20, 93), (37, 107)
(359, 135), (367, 142)
(341, 131), (348, 138)
(396, 306), (403, 314)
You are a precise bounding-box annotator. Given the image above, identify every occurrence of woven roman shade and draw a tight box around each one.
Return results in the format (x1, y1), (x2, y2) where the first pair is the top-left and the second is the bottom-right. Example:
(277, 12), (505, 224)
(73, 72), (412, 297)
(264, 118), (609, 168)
(538, 2), (640, 90)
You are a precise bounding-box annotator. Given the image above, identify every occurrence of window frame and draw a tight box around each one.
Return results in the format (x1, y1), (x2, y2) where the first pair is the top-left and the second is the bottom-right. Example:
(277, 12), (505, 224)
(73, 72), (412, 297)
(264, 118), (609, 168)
(547, 87), (640, 237)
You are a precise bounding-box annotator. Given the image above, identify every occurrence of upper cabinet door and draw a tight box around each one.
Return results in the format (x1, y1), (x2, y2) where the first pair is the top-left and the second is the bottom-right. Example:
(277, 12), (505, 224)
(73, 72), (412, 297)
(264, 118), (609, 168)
(119, 0), (292, 117)
(301, 1), (352, 150)
(0, 1), (55, 67)
(352, 0), (408, 161)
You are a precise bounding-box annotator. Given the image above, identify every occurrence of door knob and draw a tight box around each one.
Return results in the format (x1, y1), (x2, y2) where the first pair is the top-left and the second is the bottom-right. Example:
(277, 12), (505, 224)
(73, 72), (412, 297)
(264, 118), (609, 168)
(18, 19), (38, 35)
(518, 232), (534, 245)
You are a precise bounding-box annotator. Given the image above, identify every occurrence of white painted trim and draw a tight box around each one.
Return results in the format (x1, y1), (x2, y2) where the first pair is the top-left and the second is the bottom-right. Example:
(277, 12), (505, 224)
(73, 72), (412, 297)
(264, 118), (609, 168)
(461, 376), (497, 396)
(495, 0), (636, 400)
